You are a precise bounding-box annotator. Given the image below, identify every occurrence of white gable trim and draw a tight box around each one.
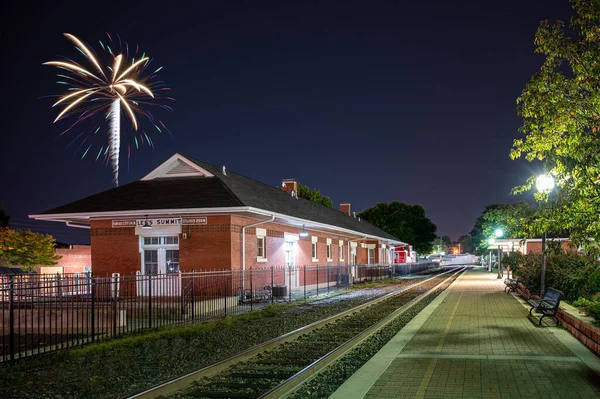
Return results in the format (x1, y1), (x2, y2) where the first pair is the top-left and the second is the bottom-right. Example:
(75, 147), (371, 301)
(141, 153), (214, 180)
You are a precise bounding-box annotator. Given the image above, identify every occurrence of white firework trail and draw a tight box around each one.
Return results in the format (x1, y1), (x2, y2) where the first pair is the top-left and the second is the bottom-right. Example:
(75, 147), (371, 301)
(109, 99), (121, 186)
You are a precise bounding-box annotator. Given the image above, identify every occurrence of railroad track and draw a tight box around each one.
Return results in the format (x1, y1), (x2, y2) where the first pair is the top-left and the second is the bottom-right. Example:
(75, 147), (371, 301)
(128, 267), (465, 399)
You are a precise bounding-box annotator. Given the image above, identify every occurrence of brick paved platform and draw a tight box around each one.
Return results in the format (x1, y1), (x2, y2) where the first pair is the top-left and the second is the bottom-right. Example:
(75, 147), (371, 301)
(331, 269), (600, 399)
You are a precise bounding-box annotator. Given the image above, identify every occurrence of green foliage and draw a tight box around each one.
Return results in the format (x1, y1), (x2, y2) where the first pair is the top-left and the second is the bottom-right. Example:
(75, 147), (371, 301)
(0, 227), (60, 271)
(514, 251), (600, 303)
(358, 201), (437, 254)
(573, 294), (600, 323)
(470, 203), (536, 255)
(296, 183), (333, 208)
(502, 251), (523, 274)
(512, 0), (600, 253)
(431, 236), (449, 254)
(458, 234), (474, 253)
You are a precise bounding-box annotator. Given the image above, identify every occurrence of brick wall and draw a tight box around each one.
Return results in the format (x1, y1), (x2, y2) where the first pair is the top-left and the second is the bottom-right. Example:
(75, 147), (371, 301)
(180, 215), (232, 271)
(37, 245), (92, 274)
(91, 220), (139, 276)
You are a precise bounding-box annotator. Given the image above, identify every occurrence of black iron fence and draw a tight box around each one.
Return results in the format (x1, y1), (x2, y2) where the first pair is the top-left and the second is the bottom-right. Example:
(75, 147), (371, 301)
(0, 262), (437, 363)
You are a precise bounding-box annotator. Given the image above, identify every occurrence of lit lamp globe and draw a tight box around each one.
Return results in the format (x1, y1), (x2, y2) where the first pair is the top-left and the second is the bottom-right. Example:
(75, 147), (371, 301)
(494, 229), (503, 238)
(487, 238), (496, 246)
(536, 174), (555, 193)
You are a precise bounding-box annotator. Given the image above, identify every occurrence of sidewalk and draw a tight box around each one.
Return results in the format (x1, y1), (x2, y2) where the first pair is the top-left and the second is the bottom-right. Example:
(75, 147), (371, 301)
(331, 269), (600, 398)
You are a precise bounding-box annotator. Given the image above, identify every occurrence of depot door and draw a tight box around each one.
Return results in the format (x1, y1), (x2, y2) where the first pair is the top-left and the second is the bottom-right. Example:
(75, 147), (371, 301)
(139, 236), (181, 296)
(285, 241), (299, 288)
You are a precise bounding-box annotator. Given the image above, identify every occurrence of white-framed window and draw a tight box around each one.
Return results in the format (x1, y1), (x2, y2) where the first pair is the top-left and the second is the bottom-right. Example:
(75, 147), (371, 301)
(339, 244), (344, 261)
(326, 243), (332, 261)
(141, 235), (180, 274)
(257, 236), (266, 258)
(368, 248), (375, 265)
(256, 229), (267, 262)
(312, 242), (317, 260)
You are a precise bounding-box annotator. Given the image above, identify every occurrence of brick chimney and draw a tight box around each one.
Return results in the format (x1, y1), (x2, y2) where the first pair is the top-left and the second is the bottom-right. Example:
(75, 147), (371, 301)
(340, 203), (351, 215)
(282, 178), (297, 194)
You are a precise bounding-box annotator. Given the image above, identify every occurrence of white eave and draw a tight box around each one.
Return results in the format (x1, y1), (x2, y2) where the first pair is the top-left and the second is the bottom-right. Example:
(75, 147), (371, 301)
(29, 205), (407, 246)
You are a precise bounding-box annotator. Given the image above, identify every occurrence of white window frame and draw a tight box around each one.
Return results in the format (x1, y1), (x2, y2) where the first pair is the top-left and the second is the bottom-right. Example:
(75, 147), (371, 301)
(368, 248), (375, 265)
(256, 230), (268, 263)
(326, 243), (332, 261)
(141, 235), (180, 274)
(311, 236), (318, 262)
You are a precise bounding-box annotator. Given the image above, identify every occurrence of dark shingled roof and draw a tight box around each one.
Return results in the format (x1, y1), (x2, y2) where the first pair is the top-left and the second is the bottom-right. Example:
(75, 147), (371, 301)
(41, 154), (400, 242)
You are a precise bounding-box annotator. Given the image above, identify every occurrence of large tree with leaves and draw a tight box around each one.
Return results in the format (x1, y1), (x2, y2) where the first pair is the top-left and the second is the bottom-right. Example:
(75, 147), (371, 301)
(358, 201), (437, 254)
(297, 183), (333, 208)
(0, 227), (60, 272)
(470, 203), (536, 255)
(512, 0), (600, 253)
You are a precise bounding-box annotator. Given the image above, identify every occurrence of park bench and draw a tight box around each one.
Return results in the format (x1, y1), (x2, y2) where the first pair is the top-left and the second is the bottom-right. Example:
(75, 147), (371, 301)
(504, 277), (519, 294)
(527, 287), (564, 326)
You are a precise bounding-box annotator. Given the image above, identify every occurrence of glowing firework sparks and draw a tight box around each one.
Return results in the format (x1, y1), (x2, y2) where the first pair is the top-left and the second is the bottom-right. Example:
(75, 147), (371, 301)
(44, 33), (173, 186)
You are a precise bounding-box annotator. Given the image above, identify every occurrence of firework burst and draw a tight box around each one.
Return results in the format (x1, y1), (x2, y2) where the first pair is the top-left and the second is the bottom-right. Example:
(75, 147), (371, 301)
(44, 33), (173, 186)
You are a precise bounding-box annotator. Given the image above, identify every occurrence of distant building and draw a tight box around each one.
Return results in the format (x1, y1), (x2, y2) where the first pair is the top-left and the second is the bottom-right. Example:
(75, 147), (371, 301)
(487, 238), (577, 254)
(36, 245), (91, 274)
(31, 154), (412, 276)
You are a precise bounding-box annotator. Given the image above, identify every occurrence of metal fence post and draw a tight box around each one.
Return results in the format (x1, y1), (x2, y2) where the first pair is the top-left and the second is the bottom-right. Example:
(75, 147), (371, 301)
(224, 270), (227, 317)
(303, 266), (306, 301)
(270, 266), (274, 305)
(90, 276), (95, 343)
(250, 268), (253, 312)
(288, 266), (292, 302)
(316, 264), (319, 296)
(9, 275), (15, 364)
(112, 276), (118, 337)
(327, 265), (330, 293)
(148, 275), (152, 329)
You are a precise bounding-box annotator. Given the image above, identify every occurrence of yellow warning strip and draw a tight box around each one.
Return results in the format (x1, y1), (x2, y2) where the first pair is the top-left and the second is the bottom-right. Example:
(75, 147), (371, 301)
(414, 291), (463, 398)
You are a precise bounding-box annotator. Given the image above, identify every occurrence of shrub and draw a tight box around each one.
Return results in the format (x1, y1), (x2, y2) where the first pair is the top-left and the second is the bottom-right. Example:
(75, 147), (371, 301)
(514, 251), (600, 303)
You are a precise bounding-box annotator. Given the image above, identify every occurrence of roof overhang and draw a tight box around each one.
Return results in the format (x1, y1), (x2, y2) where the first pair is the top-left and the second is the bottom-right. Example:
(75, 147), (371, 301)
(30, 206), (406, 246)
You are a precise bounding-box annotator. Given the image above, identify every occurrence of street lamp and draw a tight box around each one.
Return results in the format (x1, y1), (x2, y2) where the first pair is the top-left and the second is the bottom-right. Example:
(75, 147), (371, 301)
(536, 173), (555, 295)
(495, 229), (503, 238)
(487, 237), (496, 272)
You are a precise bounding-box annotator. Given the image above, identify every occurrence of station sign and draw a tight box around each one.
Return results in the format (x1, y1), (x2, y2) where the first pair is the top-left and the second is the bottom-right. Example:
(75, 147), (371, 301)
(112, 217), (208, 228)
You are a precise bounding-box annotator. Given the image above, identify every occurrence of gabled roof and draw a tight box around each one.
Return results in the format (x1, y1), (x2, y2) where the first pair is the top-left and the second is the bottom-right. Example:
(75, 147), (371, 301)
(37, 154), (401, 243)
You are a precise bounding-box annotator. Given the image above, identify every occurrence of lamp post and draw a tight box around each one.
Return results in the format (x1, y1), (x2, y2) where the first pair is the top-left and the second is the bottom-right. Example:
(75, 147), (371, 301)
(536, 174), (555, 295)
(495, 229), (503, 279)
(487, 237), (496, 272)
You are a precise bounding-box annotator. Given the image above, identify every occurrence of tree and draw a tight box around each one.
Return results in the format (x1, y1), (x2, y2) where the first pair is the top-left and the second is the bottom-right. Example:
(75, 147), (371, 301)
(0, 201), (9, 228)
(431, 237), (448, 254)
(358, 201), (437, 254)
(512, 0), (600, 253)
(458, 234), (474, 253)
(0, 227), (60, 272)
(297, 183), (333, 208)
(470, 203), (536, 255)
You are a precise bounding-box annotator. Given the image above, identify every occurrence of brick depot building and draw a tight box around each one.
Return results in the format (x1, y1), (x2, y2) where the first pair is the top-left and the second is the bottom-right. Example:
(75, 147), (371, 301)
(31, 154), (411, 276)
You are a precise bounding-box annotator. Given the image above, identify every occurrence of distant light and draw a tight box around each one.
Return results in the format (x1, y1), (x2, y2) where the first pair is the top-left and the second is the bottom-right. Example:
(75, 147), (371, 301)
(488, 238), (496, 245)
(536, 174), (555, 193)
(495, 229), (503, 238)
(299, 225), (308, 237)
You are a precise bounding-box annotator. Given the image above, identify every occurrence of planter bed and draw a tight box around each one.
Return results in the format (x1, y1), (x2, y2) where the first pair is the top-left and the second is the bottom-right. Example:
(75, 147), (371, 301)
(518, 283), (600, 357)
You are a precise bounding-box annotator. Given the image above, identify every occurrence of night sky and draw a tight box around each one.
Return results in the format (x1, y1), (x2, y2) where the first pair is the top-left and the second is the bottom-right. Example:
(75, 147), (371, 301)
(0, 0), (574, 245)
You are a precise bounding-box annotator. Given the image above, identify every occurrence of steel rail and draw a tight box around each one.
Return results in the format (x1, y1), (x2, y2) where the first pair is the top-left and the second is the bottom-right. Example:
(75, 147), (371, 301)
(126, 266), (462, 399)
(260, 267), (466, 399)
